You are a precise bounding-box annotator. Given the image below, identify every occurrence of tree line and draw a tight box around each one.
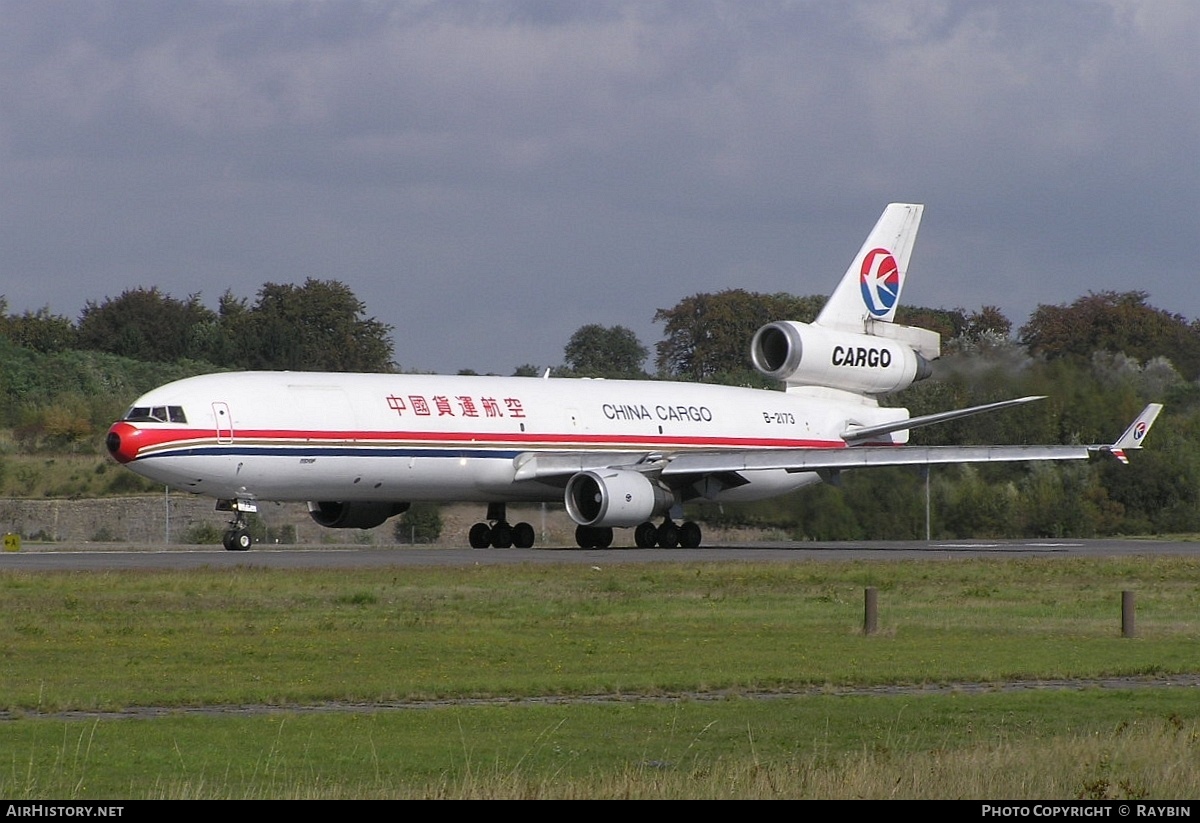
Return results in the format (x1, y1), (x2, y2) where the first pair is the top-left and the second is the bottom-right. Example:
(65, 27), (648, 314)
(0, 279), (393, 451)
(1, 282), (1197, 539)
(1, 279), (394, 372)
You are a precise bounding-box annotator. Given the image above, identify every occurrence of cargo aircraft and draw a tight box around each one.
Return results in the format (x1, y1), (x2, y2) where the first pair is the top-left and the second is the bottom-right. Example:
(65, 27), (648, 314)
(105, 204), (1162, 550)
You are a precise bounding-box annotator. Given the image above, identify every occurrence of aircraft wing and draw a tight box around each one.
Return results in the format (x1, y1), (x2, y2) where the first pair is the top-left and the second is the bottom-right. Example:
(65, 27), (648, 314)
(512, 404), (1162, 485)
(664, 403), (1164, 477)
(513, 443), (1096, 492)
(660, 444), (1091, 476)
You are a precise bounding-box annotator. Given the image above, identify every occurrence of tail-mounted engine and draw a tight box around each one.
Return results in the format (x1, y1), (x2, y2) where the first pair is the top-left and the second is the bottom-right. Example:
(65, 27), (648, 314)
(565, 470), (675, 528)
(751, 321), (934, 394)
(308, 501), (410, 529)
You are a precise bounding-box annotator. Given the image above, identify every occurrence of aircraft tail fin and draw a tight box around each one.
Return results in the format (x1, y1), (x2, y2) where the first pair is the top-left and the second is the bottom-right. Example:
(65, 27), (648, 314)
(816, 203), (924, 332)
(1105, 403), (1164, 463)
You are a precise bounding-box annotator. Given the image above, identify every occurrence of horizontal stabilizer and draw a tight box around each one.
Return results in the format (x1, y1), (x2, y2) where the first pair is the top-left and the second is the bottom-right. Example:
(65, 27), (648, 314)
(841, 396), (1046, 444)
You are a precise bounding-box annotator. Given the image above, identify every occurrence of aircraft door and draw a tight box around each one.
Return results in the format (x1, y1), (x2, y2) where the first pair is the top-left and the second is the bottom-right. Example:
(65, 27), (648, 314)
(213, 402), (233, 444)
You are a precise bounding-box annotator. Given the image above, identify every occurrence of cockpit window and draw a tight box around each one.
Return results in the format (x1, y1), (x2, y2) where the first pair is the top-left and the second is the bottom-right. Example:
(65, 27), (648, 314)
(123, 405), (188, 424)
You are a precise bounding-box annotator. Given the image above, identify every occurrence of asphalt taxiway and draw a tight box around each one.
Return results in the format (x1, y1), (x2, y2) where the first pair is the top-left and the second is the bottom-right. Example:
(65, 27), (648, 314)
(2, 538), (1193, 571)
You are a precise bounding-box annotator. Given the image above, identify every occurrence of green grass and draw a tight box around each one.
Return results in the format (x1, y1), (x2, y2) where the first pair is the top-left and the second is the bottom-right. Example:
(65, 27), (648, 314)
(2, 558), (1197, 710)
(4, 692), (1198, 798)
(2, 556), (1200, 798)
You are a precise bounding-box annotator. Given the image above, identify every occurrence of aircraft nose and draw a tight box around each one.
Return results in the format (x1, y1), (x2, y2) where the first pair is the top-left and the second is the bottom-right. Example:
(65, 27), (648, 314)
(105, 422), (141, 464)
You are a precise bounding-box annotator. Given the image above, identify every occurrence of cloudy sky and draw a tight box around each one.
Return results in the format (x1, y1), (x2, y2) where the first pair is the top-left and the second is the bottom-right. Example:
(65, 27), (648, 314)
(2, 1), (1196, 374)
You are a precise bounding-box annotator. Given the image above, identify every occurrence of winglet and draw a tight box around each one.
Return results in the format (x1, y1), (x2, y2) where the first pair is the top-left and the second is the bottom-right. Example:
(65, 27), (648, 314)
(1105, 403), (1163, 463)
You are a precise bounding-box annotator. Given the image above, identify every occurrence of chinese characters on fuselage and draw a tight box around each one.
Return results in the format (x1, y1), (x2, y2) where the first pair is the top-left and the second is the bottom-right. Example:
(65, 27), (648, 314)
(386, 395), (526, 418)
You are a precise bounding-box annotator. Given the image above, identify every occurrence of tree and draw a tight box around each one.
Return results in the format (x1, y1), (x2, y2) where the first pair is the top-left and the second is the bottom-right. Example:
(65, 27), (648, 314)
(1019, 291), (1200, 380)
(225, 279), (394, 372)
(1, 307), (76, 353)
(561, 324), (648, 378)
(653, 290), (825, 382)
(962, 305), (1012, 341)
(894, 305), (966, 341)
(77, 288), (216, 362)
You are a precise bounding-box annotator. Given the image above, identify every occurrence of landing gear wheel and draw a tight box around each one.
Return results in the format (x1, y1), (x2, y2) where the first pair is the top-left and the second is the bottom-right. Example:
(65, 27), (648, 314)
(224, 528), (251, 551)
(512, 522), (535, 549)
(679, 521), (702, 549)
(574, 525), (614, 549)
(490, 521), (513, 549)
(634, 521), (658, 548)
(468, 522), (491, 549)
(657, 520), (679, 549)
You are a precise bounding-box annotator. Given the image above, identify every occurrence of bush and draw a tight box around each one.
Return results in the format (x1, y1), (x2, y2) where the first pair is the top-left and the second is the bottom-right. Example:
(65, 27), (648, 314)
(394, 503), (443, 544)
(182, 522), (223, 545)
(268, 523), (297, 545)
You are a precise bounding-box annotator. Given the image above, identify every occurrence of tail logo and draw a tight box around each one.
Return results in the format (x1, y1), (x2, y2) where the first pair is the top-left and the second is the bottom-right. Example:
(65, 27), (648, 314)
(859, 248), (900, 318)
(1134, 421), (1148, 441)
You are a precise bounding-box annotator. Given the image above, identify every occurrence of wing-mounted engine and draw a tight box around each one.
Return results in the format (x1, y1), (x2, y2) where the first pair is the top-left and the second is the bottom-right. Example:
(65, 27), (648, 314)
(750, 321), (937, 395)
(564, 470), (675, 528)
(308, 501), (410, 529)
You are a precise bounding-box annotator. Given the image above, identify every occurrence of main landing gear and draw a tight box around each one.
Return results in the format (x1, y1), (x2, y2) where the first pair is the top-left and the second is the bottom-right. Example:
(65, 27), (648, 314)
(469, 503), (536, 549)
(467, 505), (703, 549)
(633, 518), (702, 549)
(575, 519), (703, 549)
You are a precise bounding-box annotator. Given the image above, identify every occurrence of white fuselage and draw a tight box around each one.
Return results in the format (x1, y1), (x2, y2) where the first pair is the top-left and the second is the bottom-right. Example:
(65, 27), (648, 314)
(107, 371), (909, 507)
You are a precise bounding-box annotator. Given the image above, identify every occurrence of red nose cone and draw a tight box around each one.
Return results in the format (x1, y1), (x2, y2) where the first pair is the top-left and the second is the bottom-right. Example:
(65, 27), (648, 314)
(105, 422), (142, 464)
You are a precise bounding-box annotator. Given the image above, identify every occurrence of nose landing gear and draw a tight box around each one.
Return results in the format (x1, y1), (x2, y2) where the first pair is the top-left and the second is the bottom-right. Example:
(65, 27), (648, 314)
(222, 524), (252, 551)
(217, 498), (255, 551)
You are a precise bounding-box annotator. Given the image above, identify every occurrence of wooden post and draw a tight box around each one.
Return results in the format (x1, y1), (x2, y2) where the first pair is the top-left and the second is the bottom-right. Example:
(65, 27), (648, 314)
(864, 586), (878, 635)
(921, 466), (931, 541)
(1122, 590), (1136, 638)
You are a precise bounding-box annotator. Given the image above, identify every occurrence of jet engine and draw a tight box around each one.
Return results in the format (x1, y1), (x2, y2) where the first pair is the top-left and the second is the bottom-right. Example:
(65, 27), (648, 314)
(750, 321), (932, 394)
(564, 470), (675, 528)
(307, 501), (410, 529)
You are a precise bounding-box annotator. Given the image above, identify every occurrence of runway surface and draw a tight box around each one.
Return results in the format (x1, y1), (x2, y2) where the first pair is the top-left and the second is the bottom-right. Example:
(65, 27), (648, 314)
(2, 538), (1195, 571)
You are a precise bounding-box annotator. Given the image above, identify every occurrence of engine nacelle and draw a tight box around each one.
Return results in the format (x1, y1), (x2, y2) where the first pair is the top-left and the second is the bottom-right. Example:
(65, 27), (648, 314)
(307, 501), (410, 529)
(751, 321), (931, 394)
(564, 470), (675, 528)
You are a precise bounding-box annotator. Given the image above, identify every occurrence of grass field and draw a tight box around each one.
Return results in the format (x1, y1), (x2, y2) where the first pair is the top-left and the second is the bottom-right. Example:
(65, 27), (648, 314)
(2, 555), (1199, 798)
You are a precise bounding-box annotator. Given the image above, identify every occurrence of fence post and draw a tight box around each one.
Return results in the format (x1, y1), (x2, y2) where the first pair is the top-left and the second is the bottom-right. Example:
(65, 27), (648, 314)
(1122, 590), (1136, 638)
(864, 586), (878, 635)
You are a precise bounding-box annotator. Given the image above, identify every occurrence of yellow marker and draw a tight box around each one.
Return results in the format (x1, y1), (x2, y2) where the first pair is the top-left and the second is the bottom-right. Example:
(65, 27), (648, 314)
(3, 533), (20, 552)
